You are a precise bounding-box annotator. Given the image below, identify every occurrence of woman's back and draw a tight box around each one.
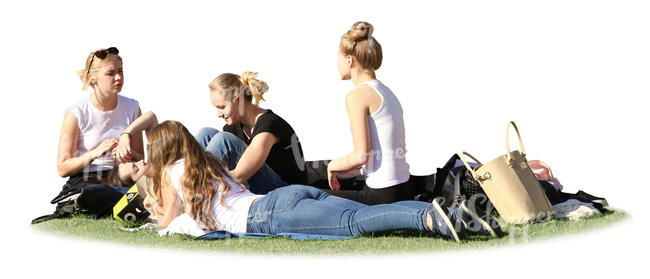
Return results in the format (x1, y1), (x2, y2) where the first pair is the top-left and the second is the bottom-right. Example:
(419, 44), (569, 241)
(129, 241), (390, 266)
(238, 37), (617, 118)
(167, 159), (262, 233)
(362, 80), (410, 188)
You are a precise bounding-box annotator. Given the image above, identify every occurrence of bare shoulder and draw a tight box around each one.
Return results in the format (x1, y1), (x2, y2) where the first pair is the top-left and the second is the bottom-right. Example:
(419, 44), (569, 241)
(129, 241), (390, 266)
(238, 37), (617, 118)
(61, 110), (79, 130)
(346, 84), (382, 113)
(345, 85), (376, 103)
(63, 109), (77, 119)
(346, 84), (375, 97)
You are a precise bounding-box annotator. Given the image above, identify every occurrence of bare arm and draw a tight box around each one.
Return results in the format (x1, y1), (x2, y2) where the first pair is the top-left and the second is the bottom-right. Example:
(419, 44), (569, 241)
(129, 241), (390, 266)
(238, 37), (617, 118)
(128, 108), (146, 160)
(56, 110), (117, 177)
(230, 132), (278, 183)
(116, 111), (158, 163)
(327, 89), (372, 190)
(156, 176), (184, 229)
(335, 168), (362, 180)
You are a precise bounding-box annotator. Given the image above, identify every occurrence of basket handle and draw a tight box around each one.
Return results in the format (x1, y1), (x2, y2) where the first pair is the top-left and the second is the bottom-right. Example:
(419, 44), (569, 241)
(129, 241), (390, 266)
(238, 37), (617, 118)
(505, 121), (527, 164)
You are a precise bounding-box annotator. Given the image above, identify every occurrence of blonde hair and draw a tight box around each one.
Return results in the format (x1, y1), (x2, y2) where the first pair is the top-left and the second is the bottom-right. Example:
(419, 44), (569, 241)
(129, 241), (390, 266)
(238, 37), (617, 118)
(146, 120), (244, 231)
(208, 71), (269, 105)
(76, 49), (123, 91)
(340, 21), (383, 71)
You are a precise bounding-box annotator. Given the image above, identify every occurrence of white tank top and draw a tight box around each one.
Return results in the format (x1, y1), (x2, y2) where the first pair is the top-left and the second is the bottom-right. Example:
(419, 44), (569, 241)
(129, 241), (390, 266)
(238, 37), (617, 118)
(68, 94), (140, 173)
(168, 159), (263, 233)
(361, 80), (410, 188)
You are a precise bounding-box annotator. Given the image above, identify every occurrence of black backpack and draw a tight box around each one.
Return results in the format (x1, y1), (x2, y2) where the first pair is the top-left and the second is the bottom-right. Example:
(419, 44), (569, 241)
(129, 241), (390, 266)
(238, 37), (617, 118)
(31, 182), (128, 224)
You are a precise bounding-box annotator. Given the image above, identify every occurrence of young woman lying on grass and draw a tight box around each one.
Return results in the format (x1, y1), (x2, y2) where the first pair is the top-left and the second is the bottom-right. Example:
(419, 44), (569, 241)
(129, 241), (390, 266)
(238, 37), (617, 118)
(113, 114), (501, 241)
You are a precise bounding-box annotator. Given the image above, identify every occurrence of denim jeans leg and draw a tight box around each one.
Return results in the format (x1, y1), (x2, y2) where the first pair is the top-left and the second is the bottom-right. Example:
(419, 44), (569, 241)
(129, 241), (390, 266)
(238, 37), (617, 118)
(195, 127), (220, 150)
(392, 200), (432, 210)
(248, 185), (429, 236)
(202, 130), (245, 170)
(245, 161), (288, 194)
(196, 128), (287, 194)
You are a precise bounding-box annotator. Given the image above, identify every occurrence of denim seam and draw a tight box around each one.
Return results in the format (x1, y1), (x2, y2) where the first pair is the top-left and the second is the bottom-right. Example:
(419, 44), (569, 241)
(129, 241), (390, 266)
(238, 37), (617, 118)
(348, 211), (425, 234)
(271, 211), (424, 235)
(423, 206), (431, 233)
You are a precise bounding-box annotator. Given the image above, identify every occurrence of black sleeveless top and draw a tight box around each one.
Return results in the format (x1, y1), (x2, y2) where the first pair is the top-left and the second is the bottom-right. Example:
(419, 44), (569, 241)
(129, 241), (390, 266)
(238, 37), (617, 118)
(223, 110), (308, 184)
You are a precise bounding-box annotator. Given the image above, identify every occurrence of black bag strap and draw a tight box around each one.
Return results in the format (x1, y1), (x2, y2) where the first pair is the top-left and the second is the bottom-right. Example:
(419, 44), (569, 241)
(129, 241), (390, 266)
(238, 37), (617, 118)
(50, 182), (84, 204)
(31, 200), (77, 224)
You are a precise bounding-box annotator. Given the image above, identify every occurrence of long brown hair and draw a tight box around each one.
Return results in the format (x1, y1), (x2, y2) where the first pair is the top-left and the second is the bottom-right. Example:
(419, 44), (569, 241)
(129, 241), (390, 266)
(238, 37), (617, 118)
(104, 161), (135, 187)
(146, 120), (243, 231)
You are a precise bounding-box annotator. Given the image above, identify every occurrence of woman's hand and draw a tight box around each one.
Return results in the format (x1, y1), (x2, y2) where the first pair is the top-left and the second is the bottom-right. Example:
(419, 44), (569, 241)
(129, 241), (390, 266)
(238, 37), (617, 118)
(115, 133), (133, 163)
(327, 165), (341, 191)
(92, 138), (118, 159)
(336, 168), (362, 180)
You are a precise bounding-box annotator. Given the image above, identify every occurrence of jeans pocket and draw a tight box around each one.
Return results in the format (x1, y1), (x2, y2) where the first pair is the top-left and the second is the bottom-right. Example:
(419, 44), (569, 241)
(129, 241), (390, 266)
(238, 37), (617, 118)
(265, 189), (297, 214)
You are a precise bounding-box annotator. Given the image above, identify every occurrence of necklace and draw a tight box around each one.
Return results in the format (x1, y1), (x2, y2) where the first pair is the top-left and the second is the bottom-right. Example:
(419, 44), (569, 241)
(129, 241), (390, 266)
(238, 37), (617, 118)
(242, 109), (266, 140)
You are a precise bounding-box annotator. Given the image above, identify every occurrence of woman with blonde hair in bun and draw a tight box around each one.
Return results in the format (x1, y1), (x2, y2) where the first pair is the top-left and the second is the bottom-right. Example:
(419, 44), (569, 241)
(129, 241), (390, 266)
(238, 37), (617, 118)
(323, 21), (414, 205)
(195, 72), (308, 194)
(56, 47), (143, 186)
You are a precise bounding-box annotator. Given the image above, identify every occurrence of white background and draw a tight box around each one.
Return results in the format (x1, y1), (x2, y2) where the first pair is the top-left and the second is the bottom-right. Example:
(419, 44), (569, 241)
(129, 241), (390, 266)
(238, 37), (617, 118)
(1, 0), (648, 278)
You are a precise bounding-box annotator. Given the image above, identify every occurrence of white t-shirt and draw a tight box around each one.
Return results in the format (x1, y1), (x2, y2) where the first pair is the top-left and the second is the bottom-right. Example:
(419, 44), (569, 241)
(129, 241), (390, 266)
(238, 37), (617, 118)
(361, 80), (411, 188)
(167, 159), (263, 233)
(68, 94), (140, 172)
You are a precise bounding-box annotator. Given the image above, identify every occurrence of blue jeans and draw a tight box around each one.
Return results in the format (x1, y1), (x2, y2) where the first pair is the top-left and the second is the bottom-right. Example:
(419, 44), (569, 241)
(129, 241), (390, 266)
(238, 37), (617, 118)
(247, 185), (431, 237)
(195, 127), (288, 194)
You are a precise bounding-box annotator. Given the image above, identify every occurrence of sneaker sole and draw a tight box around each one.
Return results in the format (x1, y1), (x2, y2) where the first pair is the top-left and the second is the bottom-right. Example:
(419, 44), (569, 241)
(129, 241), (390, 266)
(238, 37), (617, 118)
(431, 200), (461, 242)
(461, 201), (497, 237)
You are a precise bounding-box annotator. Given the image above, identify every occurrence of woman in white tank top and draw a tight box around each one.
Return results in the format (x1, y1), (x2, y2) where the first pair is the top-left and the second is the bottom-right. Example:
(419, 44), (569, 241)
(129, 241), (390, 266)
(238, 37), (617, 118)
(119, 120), (471, 242)
(56, 47), (143, 185)
(324, 22), (413, 205)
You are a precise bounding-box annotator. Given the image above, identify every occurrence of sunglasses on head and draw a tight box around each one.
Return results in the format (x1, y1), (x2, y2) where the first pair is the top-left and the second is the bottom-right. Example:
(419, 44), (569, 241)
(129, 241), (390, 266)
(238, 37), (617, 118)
(94, 47), (119, 59)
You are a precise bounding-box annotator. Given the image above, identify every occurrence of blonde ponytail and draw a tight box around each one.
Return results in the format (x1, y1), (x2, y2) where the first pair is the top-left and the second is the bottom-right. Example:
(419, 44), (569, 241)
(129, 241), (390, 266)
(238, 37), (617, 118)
(209, 71), (269, 105)
(77, 68), (91, 91)
(240, 71), (269, 105)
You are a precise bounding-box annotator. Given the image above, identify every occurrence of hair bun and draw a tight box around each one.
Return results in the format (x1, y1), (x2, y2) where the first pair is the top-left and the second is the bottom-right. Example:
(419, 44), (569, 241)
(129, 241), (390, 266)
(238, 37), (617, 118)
(348, 21), (374, 41)
(339, 21), (383, 71)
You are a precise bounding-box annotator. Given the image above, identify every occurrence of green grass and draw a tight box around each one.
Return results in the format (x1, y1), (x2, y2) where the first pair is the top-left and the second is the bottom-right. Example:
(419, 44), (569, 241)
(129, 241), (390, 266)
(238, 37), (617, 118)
(31, 210), (628, 255)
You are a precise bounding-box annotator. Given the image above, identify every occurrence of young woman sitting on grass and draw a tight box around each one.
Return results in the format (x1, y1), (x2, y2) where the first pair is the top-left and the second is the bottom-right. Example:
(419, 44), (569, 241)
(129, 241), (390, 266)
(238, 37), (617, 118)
(194, 72), (308, 194)
(56, 47), (144, 185)
(113, 116), (501, 241)
(321, 21), (413, 205)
